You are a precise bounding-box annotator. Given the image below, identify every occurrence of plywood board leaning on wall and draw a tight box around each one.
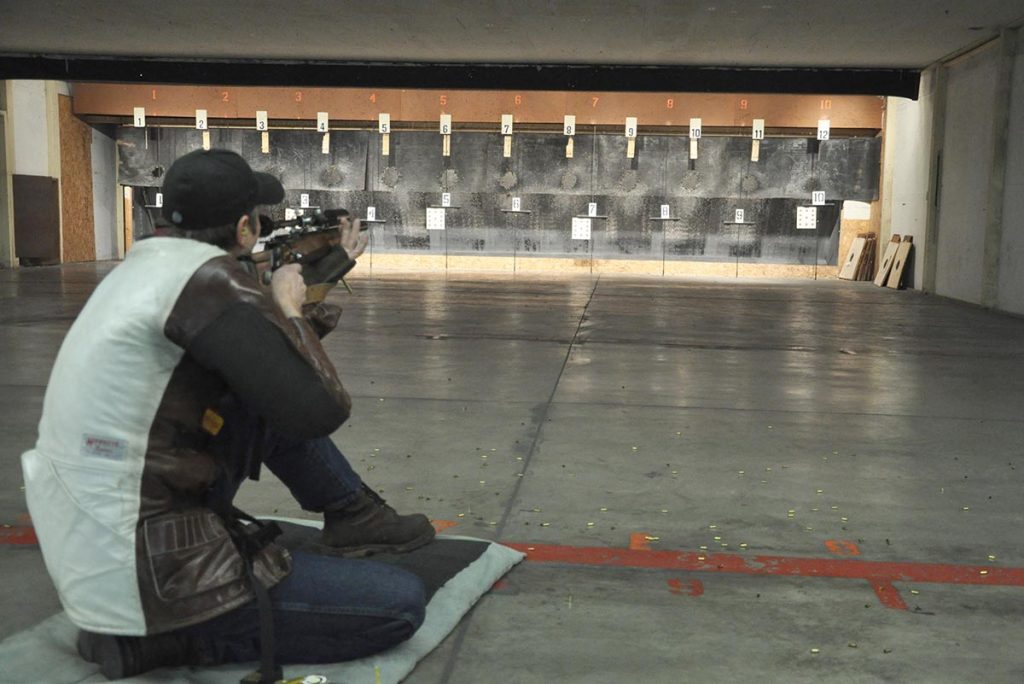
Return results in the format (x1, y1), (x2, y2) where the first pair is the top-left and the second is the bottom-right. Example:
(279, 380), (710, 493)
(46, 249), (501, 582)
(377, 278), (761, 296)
(886, 236), (913, 289)
(838, 237), (866, 280)
(874, 234), (901, 286)
(839, 235), (864, 278)
(838, 200), (880, 282)
(855, 233), (877, 280)
(839, 233), (878, 281)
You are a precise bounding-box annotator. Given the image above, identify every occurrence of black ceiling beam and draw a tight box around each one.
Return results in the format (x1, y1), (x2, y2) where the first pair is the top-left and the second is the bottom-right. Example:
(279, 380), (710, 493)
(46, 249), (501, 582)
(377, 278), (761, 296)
(0, 54), (921, 99)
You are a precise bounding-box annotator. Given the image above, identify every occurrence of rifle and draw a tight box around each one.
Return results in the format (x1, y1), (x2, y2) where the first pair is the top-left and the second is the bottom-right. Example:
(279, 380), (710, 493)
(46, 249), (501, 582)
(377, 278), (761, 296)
(251, 209), (368, 303)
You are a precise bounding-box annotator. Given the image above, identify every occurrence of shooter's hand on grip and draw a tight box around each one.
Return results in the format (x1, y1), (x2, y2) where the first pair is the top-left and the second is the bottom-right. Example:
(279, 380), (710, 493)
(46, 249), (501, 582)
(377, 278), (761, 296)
(340, 217), (369, 260)
(271, 263), (307, 319)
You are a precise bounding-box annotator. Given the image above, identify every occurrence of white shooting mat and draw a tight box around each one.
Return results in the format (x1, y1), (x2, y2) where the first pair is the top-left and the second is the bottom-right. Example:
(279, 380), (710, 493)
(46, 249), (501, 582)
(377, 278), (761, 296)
(0, 521), (524, 684)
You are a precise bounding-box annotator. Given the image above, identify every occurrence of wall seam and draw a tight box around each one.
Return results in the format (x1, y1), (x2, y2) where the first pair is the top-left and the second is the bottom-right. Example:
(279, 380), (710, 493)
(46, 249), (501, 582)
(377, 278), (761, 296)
(879, 103), (895, 248)
(981, 28), (1019, 308)
(44, 80), (64, 262)
(0, 90), (14, 267)
(923, 66), (946, 293)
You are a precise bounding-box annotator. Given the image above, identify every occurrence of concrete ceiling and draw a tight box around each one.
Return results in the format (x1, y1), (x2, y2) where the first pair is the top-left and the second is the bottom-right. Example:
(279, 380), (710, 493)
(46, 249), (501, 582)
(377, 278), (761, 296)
(1, 0), (1022, 70)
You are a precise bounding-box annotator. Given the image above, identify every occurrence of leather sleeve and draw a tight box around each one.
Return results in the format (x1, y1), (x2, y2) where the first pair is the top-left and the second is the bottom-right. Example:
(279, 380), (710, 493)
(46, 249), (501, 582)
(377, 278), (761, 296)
(303, 302), (343, 338)
(164, 256), (351, 438)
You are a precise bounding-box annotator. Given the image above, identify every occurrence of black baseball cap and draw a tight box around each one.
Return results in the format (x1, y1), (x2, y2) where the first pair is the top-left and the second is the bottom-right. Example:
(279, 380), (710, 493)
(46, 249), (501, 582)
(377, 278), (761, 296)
(161, 149), (285, 230)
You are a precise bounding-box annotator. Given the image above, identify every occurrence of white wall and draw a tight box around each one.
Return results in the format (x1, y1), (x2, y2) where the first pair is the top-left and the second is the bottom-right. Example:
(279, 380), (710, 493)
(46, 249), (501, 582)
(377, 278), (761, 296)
(996, 30), (1024, 315)
(883, 68), (939, 290)
(934, 43), (1000, 305)
(90, 124), (118, 260)
(10, 80), (52, 177)
(7, 80), (64, 265)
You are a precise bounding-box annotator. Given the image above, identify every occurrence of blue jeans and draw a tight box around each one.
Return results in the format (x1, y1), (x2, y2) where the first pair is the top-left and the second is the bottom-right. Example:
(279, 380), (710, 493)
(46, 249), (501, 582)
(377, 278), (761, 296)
(187, 399), (427, 665)
(185, 551), (426, 664)
(205, 398), (365, 513)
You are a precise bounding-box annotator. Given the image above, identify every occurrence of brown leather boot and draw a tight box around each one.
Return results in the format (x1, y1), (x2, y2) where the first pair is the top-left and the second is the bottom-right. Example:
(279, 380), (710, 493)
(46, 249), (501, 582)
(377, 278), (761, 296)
(321, 485), (435, 557)
(77, 630), (195, 679)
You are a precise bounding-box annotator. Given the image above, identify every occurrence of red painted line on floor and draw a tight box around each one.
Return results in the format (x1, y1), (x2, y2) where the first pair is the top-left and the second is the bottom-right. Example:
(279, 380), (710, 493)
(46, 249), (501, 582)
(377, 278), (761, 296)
(0, 526), (38, 546)
(628, 532), (652, 551)
(431, 519), (460, 533)
(825, 539), (861, 557)
(870, 580), (908, 611)
(668, 578), (704, 597)
(3, 519), (1010, 606)
(505, 542), (1021, 587)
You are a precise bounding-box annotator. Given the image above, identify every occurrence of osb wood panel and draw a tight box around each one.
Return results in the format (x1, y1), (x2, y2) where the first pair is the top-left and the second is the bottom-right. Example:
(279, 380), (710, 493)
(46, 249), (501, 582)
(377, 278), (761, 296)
(73, 84), (884, 129)
(365, 253), (840, 278)
(369, 253), (445, 271)
(59, 94), (95, 263)
(737, 263), (838, 279)
(593, 259), (662, 275)
(447, 255), (515, 272)
(122, 187), (133, 253)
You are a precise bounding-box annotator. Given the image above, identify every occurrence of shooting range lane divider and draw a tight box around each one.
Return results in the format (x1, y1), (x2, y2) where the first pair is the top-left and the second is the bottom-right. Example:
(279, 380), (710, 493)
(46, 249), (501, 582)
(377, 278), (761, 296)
(5, 517), (1019, 611)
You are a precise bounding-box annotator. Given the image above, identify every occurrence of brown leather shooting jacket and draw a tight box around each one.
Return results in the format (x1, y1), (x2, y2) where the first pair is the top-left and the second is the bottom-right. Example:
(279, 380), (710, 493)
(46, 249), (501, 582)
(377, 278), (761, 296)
(22, 237), (351, 635)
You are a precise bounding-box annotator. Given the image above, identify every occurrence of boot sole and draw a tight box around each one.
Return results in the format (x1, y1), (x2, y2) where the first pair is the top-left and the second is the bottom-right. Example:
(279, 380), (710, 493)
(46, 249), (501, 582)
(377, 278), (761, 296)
(312, 527), (436, 558)
(77, 631), (129, 679)
(76, 631), (99, 663)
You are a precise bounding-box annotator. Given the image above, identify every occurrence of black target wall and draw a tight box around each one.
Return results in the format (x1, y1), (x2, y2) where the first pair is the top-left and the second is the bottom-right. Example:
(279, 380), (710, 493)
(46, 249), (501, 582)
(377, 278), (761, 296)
(118, 127), (878, 265)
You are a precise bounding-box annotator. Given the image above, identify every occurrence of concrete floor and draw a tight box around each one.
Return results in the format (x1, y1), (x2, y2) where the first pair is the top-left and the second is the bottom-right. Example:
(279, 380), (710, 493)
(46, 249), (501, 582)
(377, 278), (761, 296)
(3, 263), (1024, 683)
